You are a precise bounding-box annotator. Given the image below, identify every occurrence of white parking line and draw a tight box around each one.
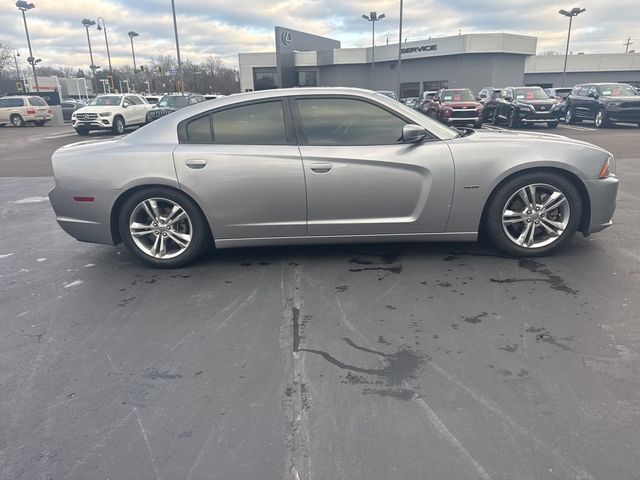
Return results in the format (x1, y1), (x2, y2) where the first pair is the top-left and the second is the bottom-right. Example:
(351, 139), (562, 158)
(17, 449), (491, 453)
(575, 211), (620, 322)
(44, 132), (78, 139)
(559, 124), (595, 132)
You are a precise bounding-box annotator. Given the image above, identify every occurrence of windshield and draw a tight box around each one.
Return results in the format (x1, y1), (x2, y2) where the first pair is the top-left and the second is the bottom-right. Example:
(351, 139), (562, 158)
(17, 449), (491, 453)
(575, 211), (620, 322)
(158, 95), (190, 108)
(598, 84), (638, 97)
(441, 90), (474, 102)
(94, 96), (122, 106)
(514, 88), (549, 100)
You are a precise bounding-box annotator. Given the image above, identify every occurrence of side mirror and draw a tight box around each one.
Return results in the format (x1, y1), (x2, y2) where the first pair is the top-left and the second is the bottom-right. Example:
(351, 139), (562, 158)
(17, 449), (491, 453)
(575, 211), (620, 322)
(122, 102), (129, 108)
(403, 124), (427, 143)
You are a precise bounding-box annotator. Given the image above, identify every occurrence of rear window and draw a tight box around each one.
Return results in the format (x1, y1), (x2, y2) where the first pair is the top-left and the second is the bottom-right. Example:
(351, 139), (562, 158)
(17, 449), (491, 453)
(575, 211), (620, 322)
(28, 97), (48, 106)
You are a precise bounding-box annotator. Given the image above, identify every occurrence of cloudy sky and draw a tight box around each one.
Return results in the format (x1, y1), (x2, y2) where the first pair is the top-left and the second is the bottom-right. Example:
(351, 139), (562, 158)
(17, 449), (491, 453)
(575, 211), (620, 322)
(1, 0), (639, 71)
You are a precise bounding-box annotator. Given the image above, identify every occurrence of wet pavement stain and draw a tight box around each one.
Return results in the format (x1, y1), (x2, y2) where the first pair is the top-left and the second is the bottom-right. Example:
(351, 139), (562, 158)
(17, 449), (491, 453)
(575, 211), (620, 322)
(335, 285), (349, 293)
(142, 368), (183, 380)
(348, 252), (403, 280)
(490, 259), (578, 295)
(292, 305), (426, 400)
(462, 312), (487, 324)
(526, 326), (575, 352)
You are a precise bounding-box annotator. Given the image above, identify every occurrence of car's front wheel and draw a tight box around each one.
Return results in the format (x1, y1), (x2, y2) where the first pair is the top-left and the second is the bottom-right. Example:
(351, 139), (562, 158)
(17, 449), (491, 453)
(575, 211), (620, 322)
(118, 188), (210, 268)
(112, 116), (125, 135)
(474, 119), (483, 129)
(485, 172), (582, 257)
(565, 106), (575, 124)
(507, 108), (519, 128)
(10, 115), (25, 127)
(547, 121), (559, 129)
(75, 128), (89, 136)
(594, 108), (608, 128)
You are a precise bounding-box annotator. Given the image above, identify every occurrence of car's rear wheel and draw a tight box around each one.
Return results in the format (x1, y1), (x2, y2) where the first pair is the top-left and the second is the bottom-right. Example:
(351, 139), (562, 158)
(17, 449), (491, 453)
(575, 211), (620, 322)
(10, 115), (24, 127)
(485, 172), (582, 257)
(118, 188), (210, 268)
(112, 116), (125, 135)
(34, 120), (45, 126)
(594, 108), (608, 128)
(507, 108), (519, 128)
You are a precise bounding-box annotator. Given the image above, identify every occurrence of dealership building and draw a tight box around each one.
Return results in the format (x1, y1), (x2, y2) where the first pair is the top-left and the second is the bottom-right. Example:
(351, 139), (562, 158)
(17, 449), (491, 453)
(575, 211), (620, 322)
(239, 27), (640, 96)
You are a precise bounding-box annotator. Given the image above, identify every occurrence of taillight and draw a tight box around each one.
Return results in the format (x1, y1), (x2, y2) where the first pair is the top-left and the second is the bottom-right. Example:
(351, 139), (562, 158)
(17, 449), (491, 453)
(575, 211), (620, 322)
(27, 108), (36, 114)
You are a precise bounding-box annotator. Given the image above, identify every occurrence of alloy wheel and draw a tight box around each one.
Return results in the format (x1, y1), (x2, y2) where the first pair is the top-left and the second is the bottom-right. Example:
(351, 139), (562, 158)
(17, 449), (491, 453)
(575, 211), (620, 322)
(129, 197), (193, 259)
(501, 183), (570, 249)
(595, 110), (604, 128)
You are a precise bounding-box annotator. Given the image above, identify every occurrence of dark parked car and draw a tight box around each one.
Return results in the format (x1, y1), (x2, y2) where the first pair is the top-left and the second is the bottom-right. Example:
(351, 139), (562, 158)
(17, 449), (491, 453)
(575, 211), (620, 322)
(60, 101), (84, 121)
(476, 87), (502, 122)
(492, 87), (561, 128)
(427, 88), (483, 128)
(146, 93), (205, 122)
(544, 87), (573, 117)
(565, 83), (640, 128)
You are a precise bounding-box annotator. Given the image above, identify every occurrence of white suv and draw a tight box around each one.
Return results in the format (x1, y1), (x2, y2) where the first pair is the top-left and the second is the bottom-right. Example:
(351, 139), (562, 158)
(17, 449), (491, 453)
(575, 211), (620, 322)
(71, 94), (152, 135)
(0, 95), (53, 127)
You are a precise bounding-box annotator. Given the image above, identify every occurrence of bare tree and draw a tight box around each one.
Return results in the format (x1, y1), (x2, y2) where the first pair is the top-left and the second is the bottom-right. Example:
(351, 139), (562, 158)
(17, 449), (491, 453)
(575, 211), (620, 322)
(0, 42), (14, 80)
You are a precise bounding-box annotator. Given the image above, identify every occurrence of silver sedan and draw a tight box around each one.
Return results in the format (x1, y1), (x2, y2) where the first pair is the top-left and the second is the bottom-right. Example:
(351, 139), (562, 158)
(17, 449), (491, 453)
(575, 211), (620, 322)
(49, 87), (619, 268)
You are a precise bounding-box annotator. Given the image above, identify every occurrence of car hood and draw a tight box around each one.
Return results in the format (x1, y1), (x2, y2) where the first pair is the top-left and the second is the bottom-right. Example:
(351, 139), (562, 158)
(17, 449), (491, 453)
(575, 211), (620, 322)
(443, 101), (481, 108)
(459, 129), (609, 153)
(75, 105), (122, 114)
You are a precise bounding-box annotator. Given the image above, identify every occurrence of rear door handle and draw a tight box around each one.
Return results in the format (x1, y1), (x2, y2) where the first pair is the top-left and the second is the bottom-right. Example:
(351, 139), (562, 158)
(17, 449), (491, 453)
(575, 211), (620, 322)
(310, 162), (332, 173)
(185, 158), (207, 169)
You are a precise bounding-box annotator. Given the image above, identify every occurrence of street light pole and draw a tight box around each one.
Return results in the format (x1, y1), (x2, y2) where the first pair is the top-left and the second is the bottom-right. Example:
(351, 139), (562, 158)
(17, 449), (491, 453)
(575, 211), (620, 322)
(82, 18), (99, 95)
(12, 48), (24, 86)
(15, 1), (39, 92)
(559, 7), (585, 87)
(96, 17), (113, 78)
(171, 0), (183, 88)
(397, 0), (403, 97)
(128, 31), (139, 89)
(362, 11), (385, 72)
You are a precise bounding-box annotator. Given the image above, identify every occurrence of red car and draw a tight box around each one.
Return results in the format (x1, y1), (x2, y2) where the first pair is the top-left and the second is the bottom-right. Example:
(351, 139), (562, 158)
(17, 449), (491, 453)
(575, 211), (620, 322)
(427, 88), (484, 128)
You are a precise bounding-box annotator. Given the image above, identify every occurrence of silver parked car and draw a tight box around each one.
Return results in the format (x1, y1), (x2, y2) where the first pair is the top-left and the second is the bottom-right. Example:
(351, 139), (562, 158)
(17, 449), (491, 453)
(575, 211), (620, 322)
(49, 87), (619, 268)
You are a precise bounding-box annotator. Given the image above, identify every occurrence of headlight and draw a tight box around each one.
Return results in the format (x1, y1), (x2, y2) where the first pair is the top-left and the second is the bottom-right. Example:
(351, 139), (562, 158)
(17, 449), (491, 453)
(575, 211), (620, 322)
(599, 155), (616, 178)
(99, 112), (112, 117)
(71, 112), (76, 118)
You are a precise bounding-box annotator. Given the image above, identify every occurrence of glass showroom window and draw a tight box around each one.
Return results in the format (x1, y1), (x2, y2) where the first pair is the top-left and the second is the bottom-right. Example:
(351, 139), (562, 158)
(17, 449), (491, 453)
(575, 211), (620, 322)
(297, 71), (317, 87)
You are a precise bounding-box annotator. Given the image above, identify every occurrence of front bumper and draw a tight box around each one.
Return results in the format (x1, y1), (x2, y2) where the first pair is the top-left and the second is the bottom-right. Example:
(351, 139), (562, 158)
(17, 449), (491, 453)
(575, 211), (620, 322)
(517, 109), (560, 123)
(71, 118), (114, 130)
(583, 176), (619, 234)
(607, 108), (640, 123)
(443, 115), (481, 124)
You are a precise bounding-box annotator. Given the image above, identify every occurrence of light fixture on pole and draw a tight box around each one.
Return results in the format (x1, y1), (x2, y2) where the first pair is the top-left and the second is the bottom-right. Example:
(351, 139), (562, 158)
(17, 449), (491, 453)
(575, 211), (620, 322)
(171, 0), (183, 88)
(15, 1), (39, 92)
(96, 17), (113, 78)
(82, 18), (100, 94)
(128, 31), (139, 74)
(362, 11), (385, 71)
(397, 0), (403, 97)
(558, 7), (585, 87)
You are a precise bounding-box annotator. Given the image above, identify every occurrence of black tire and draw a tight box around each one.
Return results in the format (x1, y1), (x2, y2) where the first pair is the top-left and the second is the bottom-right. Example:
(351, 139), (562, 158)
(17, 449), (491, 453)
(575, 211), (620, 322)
(118, 187), (211, 268)
(547, 121), (559, 129)
(474, 119), (483, 129)
(507, 108), (519, 128)
(594, 108), (608, 128)
(565, 105), (575, 124)
(75, 128), (90, 136)
(484, 171), (582, 257)
(492, 108), (500, 125)
(112, 116), (125, 135)
(10, 114), (25, 127)
(34, 120), (46, 126)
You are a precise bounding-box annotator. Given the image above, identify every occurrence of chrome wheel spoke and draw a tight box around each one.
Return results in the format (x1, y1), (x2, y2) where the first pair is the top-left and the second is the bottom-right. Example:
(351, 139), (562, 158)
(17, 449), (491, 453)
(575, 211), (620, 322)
(167, 211), (187, 226)
(541, 192), (566, 213)
(539, 218), (561, 237)
(503, 209), (525, 225)
(516, 222), (532, 246)
(167, 231), (190, 248)
(517, 188), (534, 211)
(130, 222), (156, 237)
(164, 205), (182, 223)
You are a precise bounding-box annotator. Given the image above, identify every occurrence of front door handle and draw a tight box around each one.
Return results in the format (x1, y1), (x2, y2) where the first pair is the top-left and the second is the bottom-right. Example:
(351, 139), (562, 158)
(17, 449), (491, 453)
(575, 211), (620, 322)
(185, 158), (207, 169)
(310, 162), (332, 173)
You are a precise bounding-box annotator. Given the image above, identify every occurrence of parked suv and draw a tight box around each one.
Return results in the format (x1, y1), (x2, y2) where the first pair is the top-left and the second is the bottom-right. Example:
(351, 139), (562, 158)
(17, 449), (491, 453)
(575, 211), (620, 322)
(565, 83), (640, 128)
(71, 94), (152, 135)
(146, 93), (205, 122)
(0, 95), (53, 127)
(427, 88), (483, 128)
(492, 87), (561, 128)
(476, 87), (502, 122)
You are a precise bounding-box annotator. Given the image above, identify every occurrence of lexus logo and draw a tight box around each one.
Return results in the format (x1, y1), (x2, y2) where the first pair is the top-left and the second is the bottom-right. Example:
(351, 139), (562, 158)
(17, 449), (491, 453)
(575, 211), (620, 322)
(281, 31), (292, 45)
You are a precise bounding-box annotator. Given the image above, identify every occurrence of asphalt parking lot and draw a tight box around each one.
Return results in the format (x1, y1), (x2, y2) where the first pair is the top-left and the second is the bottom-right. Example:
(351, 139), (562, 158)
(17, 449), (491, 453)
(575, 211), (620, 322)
(1, 123), (639, 479)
